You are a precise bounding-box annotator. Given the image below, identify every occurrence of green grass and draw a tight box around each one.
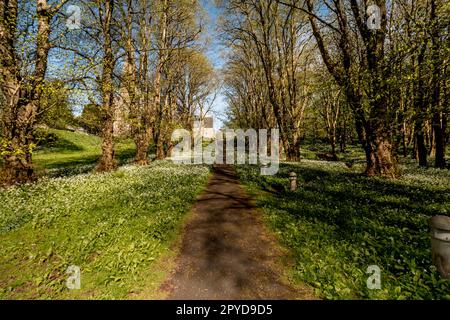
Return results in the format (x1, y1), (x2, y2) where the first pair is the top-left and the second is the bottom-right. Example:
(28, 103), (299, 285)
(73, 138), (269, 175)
(236, 160), (450, 300)
(32, 129), (137, 177)
(1, 129), (448, 299)
(0, 161), (210, 299)
(300, 139), (368, 166)
(0, 129), (210, 299)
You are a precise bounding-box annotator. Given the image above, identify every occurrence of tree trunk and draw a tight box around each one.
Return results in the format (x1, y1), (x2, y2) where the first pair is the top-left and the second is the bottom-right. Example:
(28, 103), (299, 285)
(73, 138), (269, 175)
(430, 0), (446, 169)
(402, 122), (408, 158)
(1, 136), (34, 185)
(152, 0), (168, 161)
(331, 133), (337, 158)
(155, 134), (165, 160)
(365, 135), (397, 177)
(97, 0), (116, 172)
(415, 121), (428, 167)
(98, 120), (116, 171)
(134, 128), (151, 165)
(434, 112), (446, 168)
(0, 0), (53, 185)
(284, 132), (301, 162)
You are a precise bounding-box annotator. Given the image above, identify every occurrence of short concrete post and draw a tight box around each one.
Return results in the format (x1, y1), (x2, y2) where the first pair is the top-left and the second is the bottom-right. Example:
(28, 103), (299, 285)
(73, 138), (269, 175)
(429, 215), (450, 278)
(289, 172), (297, 191)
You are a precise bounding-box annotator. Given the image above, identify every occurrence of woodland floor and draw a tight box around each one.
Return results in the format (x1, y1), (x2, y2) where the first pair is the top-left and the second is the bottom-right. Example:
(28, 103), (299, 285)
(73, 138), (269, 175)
(161, 164), (316, 300)
(1, 130), (448, 299)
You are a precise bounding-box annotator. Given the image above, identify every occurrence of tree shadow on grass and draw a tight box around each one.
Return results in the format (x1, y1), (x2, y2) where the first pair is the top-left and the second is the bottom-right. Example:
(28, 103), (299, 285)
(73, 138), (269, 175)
(36, 137), (84, 153)
(263, 164), (448, 225)
(238, 163), (450, 284)
(37, 148), (137, 178)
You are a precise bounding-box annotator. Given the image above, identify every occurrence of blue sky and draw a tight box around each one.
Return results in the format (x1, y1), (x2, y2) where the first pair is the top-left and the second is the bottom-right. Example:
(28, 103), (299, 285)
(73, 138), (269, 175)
(201, 0), (227, 129)
(201, 0), (225, 69)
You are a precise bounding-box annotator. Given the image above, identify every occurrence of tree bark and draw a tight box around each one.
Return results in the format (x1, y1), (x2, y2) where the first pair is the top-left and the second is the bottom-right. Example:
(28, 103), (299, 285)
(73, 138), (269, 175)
(120, 0), (151, 165)
(97, 0), (116, 172)
(283, 134), (301, 162)
(152, 0), (168, 161)
(433, 112), (446, 168)
(415, 122), (428, 167)
(430, 0), (446, 168)
(134, 128), (151, 165)
(0, 0), (54, 185)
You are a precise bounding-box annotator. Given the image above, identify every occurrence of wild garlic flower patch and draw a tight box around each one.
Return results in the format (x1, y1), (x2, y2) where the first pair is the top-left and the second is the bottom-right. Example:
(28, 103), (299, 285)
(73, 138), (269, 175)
(236, 161), (450, 299)
(0, 162), (210, 299)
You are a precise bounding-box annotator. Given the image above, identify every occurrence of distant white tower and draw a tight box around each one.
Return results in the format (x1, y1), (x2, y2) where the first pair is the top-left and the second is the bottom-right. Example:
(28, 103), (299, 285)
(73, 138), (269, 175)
(193, 116), (215, 140)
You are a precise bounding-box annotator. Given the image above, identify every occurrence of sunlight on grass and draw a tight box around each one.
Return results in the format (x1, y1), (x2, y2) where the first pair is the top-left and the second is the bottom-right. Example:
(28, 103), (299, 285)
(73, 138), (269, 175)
(237, 160), (450, 299)
(0, 161), (210, 299)
(33, 129), (136, 176)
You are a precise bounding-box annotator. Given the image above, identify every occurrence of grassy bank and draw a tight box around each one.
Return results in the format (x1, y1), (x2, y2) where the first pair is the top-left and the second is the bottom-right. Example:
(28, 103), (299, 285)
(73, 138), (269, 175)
(237, 160), (450, 299)
(32, 129), (137, 177)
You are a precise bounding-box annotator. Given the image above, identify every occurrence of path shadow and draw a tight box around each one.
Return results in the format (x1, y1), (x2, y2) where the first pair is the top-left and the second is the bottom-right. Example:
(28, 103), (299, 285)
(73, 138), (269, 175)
(164, 164), (315, 300)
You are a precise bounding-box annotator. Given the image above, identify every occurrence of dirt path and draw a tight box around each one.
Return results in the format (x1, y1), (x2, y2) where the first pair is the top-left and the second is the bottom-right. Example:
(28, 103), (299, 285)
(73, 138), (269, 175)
(162, 165), (315, 300)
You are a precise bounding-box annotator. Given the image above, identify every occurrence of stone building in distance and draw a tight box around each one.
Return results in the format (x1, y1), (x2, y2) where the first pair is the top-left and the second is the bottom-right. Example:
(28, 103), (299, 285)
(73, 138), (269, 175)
(193, 116), (215, 140)
(113, 62), (132, 137)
